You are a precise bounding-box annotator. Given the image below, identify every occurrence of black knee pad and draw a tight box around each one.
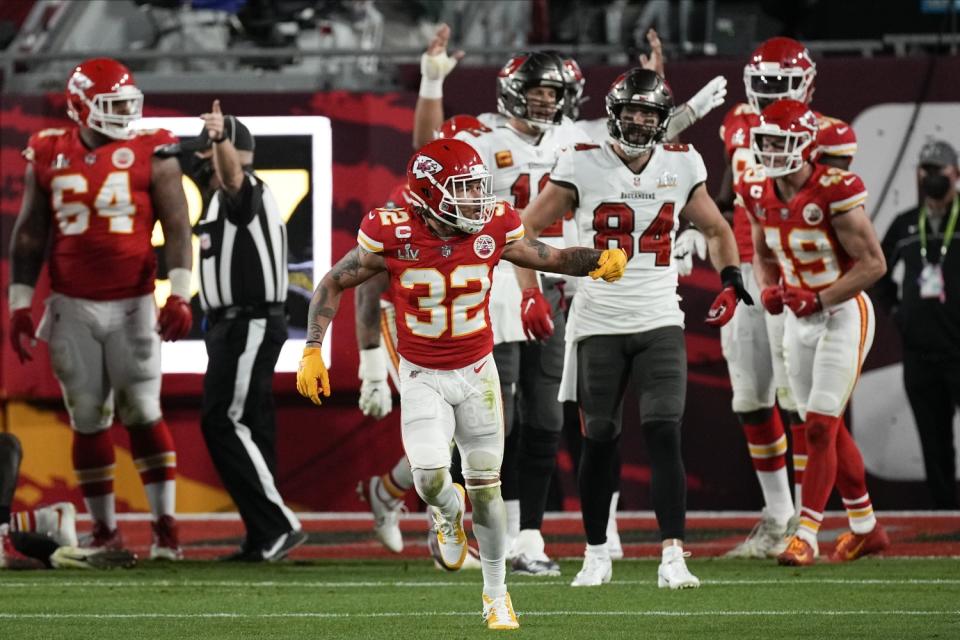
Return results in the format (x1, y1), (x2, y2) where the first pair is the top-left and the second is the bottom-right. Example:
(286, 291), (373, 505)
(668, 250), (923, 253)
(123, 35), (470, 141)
(583, 417), (620, 443)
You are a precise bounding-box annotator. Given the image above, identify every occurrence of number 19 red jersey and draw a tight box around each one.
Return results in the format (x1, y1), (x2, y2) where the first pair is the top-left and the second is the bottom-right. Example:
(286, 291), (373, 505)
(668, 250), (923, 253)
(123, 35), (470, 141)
(357, 202), (525, 370)
(735, 163), (868, 293)
(24, 126), (178, 301)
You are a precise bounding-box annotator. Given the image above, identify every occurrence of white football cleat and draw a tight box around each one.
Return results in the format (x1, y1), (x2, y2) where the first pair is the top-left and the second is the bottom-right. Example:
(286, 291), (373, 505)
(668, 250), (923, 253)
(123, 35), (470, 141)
(34, 502), (78, 547)
(357, 476), (405, 553)
(658, 546), (700, 590)
(511, 529), (560, 576)
(50, 545), (137, 569)
(725, 511), (796, 559)
(430, 483), (468, 571)
(570, 546), (612, 587)
(482, 592), (519, 630)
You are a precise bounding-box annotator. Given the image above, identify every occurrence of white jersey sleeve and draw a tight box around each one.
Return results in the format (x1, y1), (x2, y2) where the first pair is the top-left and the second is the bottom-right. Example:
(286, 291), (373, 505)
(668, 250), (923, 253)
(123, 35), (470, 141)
(576, 118), (610, 144)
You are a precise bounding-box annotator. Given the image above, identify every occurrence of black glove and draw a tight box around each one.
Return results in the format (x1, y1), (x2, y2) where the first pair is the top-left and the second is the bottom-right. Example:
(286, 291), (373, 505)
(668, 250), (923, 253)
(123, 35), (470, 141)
(720, 266), (754, 306)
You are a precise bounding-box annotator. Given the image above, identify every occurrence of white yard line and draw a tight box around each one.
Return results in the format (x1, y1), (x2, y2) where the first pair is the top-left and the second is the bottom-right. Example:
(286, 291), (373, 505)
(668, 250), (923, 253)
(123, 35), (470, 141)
(1, 578), (959, 589)
(0, 610), (957, 620)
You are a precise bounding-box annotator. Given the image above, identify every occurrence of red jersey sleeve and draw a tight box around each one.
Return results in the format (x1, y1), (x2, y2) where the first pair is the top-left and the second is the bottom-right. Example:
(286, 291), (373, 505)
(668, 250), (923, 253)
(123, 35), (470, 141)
(23, 128), (67, 183)
(816, 116), (857, 159)
(498, 201), (525, 245)
(358, 207), (389, 254)
(824, 171), (868, 215)
(135, 128), (179, 154)
(719, 104), (758, 160)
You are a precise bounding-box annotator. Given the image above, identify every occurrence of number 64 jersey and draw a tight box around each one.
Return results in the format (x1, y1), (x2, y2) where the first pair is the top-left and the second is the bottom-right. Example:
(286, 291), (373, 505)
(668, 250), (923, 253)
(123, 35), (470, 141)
(552, 141), (708, 337)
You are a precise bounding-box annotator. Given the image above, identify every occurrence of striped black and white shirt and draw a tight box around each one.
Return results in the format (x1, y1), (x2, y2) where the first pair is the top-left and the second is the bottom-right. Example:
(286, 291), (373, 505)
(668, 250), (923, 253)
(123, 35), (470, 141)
(196, 172), (288, 311)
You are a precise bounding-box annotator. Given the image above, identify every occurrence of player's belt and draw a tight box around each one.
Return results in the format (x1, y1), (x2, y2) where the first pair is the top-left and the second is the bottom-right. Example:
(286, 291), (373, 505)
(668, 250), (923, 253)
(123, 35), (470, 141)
(207, 302), (286, 324)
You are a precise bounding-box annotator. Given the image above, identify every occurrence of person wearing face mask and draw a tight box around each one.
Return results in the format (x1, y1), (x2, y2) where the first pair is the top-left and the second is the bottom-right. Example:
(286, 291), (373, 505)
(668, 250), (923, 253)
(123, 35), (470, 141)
(182, 100), (305, 559)
(875, 139), (960, 509)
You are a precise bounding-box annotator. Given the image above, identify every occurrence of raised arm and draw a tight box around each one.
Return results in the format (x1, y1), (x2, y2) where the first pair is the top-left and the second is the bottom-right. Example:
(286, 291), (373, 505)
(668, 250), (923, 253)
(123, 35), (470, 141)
(413, 24), (463, 149)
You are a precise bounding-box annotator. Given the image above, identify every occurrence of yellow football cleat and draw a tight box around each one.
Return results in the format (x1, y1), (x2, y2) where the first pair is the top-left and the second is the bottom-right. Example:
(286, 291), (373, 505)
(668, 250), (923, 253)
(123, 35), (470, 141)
(431, 483), (468, 571)
(482, 592), (519, 630)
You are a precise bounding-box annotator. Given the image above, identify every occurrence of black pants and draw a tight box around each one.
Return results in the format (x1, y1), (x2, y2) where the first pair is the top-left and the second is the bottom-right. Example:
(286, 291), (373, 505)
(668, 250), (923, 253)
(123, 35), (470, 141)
(903, 350), (960, 509)
(202, 312), (298, 545)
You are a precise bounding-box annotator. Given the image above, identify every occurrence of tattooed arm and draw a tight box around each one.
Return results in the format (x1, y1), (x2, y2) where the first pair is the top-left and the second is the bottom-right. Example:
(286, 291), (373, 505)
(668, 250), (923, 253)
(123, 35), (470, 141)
(513, 180), (579, 289)
(306, 246), (386, 347)
(355, 270), (390, 349)
(502, 236), (604, 277)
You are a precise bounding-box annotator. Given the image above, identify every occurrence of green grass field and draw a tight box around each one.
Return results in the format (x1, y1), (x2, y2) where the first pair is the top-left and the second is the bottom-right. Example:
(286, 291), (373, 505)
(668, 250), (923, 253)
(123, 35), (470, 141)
(2, 558), (958, 639)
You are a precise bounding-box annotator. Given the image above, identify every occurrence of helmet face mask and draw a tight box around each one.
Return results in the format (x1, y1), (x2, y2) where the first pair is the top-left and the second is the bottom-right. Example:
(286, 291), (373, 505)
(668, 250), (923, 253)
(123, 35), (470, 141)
(497, 52), (567, 130)
(407, 139), (497, 235)
(605, 68), (673, 158)
(66, 58), (143, 140)
(743, 37), (816, 113)
(751, 99), (819, 178)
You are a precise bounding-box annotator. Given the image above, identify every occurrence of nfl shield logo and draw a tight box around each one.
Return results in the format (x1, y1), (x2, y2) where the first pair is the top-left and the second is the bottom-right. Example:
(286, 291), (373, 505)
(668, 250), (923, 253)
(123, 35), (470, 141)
(441, 245), (452, 258)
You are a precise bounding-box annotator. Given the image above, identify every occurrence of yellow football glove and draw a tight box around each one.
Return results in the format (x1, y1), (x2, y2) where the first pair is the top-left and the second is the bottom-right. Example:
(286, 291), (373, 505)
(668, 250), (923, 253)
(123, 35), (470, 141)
(588, 248), (628, 282)
(297, 346), (330, 406)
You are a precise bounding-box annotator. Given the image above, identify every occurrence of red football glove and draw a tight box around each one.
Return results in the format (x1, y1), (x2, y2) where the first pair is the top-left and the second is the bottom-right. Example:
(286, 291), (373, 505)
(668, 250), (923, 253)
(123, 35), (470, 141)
(760, 286), (785, 315)
(157, 295), (193, 341)
(782, 287), (822, 318)
(705, 286), (738, 327)
(521, 287), (554, 341)
(10, 308), (36, 363)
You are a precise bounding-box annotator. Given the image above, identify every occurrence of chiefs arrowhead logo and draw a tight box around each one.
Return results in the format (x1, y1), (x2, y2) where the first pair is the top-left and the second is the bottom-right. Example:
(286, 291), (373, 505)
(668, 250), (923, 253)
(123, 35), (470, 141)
(411, 155), (443, 179)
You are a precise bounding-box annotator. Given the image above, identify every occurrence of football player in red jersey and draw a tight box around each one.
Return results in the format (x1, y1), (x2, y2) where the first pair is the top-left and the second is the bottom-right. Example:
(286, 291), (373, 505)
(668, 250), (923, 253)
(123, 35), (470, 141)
(298, 138), (626, 629)
(715, 37), (862, 558)
(738, 100), (889, 565)
(8, 58), (192, 559)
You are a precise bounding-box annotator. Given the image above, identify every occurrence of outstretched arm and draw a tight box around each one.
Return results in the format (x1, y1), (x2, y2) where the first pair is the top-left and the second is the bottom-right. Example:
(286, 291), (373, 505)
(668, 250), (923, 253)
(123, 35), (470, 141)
(514, 180), (578, 290)
(306, 246), (386, 347)
(503, 236), (624, 281)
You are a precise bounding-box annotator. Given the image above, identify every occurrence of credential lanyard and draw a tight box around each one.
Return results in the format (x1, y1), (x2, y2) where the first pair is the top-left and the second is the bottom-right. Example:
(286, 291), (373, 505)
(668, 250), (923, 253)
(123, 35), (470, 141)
(919, 196), (960, 263)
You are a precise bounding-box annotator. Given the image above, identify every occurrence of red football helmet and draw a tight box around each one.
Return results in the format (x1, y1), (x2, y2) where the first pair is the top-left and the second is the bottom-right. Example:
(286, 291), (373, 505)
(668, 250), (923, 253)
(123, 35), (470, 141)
(743, 37), (816, 112)
(436, 114), (491, 140)
(407, 139), (496, 234)
(65, 58), (143, 140)
(751, 99), (819, 177)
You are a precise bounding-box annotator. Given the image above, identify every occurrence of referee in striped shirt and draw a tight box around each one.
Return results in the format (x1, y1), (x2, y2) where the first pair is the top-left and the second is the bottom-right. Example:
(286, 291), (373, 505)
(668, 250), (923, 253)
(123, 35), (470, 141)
(183, 100), (304, 561)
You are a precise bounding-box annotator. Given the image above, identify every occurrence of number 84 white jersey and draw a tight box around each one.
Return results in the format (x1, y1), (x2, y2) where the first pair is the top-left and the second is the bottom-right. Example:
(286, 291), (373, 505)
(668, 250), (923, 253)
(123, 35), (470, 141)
(552, 141), (708, 337)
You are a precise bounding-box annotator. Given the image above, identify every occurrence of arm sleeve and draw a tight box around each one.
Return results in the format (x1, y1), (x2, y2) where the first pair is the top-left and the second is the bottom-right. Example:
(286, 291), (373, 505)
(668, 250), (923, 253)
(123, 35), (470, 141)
(501, 201), (525, 244)
(828, 173), (868, 215)
(219, 174), (258, 226)
(666, 104), (697, 140)
(358, 209), (386, 254)
(548, 146), (580, 203)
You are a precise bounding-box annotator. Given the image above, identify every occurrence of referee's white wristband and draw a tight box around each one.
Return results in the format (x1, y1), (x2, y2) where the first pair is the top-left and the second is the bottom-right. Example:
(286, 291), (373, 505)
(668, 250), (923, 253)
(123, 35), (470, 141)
(168, 268), (192, 300)
(8, 284), (34, 312)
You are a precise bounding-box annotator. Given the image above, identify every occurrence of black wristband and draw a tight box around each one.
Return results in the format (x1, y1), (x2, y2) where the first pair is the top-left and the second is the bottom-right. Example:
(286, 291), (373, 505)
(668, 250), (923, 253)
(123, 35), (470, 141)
(212, 136), (228, 144)
(720, 265), (743, 289)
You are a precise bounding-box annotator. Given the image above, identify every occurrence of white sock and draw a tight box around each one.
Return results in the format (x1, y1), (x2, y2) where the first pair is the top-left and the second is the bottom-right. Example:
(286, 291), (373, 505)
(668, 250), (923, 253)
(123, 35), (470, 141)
(504, 499), (520, 540)
(468, 485), (507, 596)
(756, 468), (794, 526)
(85, 495), (117, 530)
(390, 456), (414, 491)
(794, 483), (803, 515)
(606, 491), (620, 537)
(585, 542), (609, 558)
(143, 480), (176, 518)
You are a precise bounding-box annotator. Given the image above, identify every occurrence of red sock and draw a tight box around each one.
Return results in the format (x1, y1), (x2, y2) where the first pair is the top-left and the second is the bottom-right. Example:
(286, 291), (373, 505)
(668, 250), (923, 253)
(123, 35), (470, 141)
(72, 431), (116, 499)
(742, 409), (788, 472)
(799, 412), (841, 516)
(128, 420), (177, 485)
(834, 419), (868, 500)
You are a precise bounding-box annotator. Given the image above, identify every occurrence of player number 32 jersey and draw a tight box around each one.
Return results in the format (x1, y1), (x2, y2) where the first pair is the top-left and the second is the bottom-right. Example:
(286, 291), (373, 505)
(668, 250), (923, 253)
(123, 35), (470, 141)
(357, 202), (525, 370)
